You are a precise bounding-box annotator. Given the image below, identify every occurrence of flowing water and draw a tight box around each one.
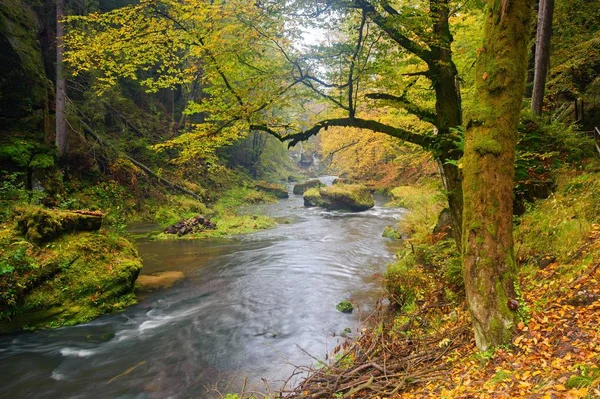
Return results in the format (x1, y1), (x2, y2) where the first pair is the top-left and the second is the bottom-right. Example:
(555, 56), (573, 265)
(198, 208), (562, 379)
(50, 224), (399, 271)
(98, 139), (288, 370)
(0, 177), (405, 398)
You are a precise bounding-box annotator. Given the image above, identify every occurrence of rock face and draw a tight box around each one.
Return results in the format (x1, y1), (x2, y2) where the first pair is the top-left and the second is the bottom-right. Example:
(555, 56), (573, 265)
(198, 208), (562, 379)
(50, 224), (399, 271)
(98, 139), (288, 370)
(255, 181), (289, 198)
(293, 179), (324, 195)
(304, 184), (374, 212)
(0, 0), (47, 124)
(0, 214), (142, 333)
(136, 271), (185, 292)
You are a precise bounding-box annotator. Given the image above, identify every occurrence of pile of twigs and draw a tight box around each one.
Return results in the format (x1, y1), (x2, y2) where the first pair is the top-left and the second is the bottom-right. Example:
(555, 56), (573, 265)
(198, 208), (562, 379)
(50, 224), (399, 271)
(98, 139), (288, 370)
(279, 306), (470, 399)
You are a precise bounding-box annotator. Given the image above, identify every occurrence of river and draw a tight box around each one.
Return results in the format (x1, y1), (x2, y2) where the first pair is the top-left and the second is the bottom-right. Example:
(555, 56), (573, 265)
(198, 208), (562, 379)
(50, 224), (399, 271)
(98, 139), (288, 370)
(0, 177), (405, 398)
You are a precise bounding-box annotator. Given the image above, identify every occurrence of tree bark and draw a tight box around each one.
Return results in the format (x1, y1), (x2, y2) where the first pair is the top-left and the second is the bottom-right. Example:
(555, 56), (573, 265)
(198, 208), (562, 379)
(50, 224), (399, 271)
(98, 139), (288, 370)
(462, 0), (532, 350)
(430, 0), (464, 250)
(55, 0), (68, 158)
(531, 0), (555, 115)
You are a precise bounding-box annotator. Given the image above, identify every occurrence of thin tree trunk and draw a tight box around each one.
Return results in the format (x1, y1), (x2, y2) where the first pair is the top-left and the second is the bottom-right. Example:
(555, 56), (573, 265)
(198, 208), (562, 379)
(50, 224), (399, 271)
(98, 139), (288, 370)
(462, 0), (532, 351)
(55, 0), (68, 157)
(531, 0), (555, 115)
(430, 0), (464, 251)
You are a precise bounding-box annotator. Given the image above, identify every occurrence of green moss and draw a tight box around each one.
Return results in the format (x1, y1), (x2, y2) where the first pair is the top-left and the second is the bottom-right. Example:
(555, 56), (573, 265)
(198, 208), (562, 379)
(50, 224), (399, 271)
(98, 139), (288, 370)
(303, 187), (324, 207)
(254, 181), (288, 199)
(472, 136), (503, 156)
(0, 223), (141, 333)
(336, 300), (354, 313)
(293, 180), (324, 195)
(318, 184), (374, 212)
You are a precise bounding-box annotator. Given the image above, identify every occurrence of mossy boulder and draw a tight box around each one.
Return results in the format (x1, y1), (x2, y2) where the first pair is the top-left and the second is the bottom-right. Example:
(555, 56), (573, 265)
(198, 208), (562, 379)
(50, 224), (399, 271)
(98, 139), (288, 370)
(303, 187), (324, 207)
(293, 179), (324, 195)
(136, 271), (185, 292)
(319, 184), (374, 211)
(336, 300), (354, 313)
(332, 178), (357, 185)
(0, 222), (142, 333)
(14, 206), (103, 243)
(255, 181), (289, 199)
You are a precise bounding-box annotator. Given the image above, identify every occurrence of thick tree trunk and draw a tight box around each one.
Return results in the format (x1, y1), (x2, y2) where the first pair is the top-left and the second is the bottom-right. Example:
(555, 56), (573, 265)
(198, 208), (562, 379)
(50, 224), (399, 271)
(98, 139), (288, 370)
(531, 0), (554, 115)
(462, 0), (532, 350)
(55, 0), (67, 158)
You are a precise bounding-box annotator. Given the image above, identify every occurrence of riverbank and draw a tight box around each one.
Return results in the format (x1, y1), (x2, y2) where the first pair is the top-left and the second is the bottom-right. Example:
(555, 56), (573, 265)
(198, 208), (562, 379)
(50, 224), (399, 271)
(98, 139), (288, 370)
(273, 166), (600, 399)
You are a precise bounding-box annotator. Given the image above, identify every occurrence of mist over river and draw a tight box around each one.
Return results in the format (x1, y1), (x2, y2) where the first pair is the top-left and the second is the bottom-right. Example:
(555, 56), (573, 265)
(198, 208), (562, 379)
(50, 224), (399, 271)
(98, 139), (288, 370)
(0, 177), (405, 398)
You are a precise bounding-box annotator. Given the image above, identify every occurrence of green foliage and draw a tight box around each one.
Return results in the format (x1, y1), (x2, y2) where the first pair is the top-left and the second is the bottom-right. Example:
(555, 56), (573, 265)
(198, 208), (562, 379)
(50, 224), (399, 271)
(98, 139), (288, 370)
(566, 365), (600, 389)
(384, 253), (426, 311)
(515, 166), (600, 264)
(152, 195), (209, 227)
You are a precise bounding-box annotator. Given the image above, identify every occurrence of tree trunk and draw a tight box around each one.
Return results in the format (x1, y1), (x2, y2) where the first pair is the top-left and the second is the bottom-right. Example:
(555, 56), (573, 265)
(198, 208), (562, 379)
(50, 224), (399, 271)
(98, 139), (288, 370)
(430, 0), (464, 251)
(55, 0), (68, 158)
(531, 0), (555, 115)
(462, 0), (532, 351)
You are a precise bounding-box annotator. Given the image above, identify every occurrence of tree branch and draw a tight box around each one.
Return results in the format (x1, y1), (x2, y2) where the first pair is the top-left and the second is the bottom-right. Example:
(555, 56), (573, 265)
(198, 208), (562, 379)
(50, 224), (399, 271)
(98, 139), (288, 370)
(355, 0), (432, 63)
(364, 93), (436, 124)
(251, 117), (432, 149)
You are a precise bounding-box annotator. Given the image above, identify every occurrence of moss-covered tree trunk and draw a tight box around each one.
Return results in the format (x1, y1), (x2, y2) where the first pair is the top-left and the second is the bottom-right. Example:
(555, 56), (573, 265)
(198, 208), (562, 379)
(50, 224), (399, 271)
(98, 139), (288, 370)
(462, 0), (532, 350)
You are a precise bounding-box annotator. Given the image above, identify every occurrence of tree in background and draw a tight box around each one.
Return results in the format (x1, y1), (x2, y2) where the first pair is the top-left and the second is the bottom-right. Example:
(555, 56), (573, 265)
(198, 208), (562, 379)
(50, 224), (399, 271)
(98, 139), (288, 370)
(531, 0), (555, 115)
(55, 0), (67, 158)
(462, 0), (532, 350)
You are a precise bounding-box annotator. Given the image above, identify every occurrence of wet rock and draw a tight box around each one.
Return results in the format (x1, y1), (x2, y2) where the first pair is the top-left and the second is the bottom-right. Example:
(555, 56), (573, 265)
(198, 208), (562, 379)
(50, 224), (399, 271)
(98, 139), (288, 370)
(303, 187), (324, 207)
(136, 271), (185, 292)
(319, 184), (374, 212)
(336, 300), (354, 313)
(293, 179), (324, 195)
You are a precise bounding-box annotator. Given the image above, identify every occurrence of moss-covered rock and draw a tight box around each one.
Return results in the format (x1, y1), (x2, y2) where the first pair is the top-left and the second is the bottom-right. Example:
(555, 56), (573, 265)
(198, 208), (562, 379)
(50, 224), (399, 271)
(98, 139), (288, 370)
(293, 179), (324, 195)
(303, 187), (324, 207)
(319, 184), (374, 211)
(303, 184), (374, 211)
(336, 300), (354, 313)
(14, 206), (103, 243)
(255, 181), (289, 198)
(0, 220), (142, 333)
(332, 178), (357, 185)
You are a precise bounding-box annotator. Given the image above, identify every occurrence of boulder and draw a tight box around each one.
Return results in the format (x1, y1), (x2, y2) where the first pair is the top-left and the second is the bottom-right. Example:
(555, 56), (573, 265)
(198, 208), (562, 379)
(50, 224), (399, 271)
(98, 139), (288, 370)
(0, 228), (142, 333)
(319, 184), (374, 211)
(293, 179), (324, 195)
(332, 178), (356, 185)
(14, 206), (103, 243)
(255, 181), (289, 198)
(303, 187), (324, 207)
(136, 271), (185, 292)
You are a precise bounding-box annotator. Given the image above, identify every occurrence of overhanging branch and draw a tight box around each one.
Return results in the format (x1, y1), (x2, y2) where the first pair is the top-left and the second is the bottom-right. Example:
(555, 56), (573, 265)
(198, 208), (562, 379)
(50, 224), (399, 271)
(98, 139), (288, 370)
(364, 93), (436, 124)
(251, 117), (432, 149)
